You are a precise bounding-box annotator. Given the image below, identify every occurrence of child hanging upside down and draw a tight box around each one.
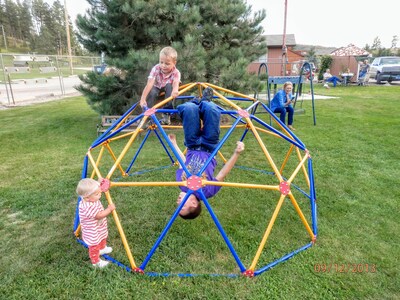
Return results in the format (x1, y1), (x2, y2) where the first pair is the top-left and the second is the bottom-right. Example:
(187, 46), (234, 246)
(168, 87), (245, 219)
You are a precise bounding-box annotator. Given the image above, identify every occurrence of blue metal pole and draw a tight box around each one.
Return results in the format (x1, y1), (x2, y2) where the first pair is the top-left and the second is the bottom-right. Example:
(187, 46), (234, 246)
(308, 158), (318, 236)
(92, 114), (144, 148)
(73, 156), (89, 232)
(251, 110), (306, 150)
(93, 103), (139, 145)
(76, 238), (132, 272)
(150, 118), (192, 178)
(254, 242), (313, 276)
(153, 127), (175, 164)
(139, 191), (194, 270)
(201, 195), (247, 272)
(261, 101), (306, 148)
(125, 129), (152, 174)
(198, 116), (242, 176)
(240, 126), (250, 142)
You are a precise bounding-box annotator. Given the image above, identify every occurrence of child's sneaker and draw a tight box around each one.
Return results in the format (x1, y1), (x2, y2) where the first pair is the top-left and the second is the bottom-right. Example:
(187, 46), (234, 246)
(160, 114), (171, 125)
(202, 87), (214, 101)
(100, 246), (113, 255)
(92, 259), (109, 268)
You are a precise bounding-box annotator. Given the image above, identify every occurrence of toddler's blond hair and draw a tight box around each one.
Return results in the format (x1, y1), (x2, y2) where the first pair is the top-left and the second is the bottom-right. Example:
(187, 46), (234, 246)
(76, 178), (100, 198)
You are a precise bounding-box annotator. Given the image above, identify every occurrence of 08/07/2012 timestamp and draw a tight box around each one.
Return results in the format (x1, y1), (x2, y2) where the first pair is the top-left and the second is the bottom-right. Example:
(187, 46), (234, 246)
(314, 263), (376, 273)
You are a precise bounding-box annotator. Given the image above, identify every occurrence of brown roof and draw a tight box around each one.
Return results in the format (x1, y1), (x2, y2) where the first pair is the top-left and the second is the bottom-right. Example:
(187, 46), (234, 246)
(265, 34), (296, 47)
(330, 44), (370, 56)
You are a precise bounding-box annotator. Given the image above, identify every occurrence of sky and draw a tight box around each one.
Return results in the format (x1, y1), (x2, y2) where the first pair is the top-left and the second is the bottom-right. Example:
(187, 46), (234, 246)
(48, 0), (399, 49)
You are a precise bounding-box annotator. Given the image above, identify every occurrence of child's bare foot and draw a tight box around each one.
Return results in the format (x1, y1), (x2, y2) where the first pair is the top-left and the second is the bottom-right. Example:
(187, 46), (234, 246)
(288, 125), (296, 131)
(168, 134), (176, 143)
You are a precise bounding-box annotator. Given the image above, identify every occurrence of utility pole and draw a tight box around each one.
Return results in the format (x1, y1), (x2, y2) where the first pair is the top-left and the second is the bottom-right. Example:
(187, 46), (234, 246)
(64, 0), (73, 75)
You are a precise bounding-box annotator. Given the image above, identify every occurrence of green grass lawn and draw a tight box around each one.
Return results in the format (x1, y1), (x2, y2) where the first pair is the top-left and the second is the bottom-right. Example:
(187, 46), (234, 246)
(0, 84), (399, 299)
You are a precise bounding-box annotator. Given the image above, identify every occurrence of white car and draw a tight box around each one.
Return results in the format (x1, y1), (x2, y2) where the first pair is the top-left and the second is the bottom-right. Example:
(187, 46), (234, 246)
(369, 56), (400, 84)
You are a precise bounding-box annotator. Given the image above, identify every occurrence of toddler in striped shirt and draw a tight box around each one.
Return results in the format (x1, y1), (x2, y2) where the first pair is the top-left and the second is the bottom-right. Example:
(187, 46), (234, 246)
(76, 178), (116, 268)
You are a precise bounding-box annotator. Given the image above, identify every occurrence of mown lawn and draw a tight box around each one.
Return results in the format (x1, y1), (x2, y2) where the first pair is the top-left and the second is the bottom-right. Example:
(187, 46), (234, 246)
(0, 83), (399, 299)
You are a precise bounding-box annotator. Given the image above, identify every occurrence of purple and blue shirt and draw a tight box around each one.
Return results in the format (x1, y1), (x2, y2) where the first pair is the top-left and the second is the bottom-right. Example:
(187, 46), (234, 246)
(176, 150), (221, 199)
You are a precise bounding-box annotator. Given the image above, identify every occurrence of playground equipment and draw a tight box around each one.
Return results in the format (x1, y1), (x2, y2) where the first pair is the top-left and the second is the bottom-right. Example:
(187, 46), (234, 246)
(73, 82), (318, 277)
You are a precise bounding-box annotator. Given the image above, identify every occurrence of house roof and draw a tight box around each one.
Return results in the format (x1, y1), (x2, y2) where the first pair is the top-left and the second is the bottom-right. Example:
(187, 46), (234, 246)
(264, 34), (296, 47)
(330, 44), (370, 56)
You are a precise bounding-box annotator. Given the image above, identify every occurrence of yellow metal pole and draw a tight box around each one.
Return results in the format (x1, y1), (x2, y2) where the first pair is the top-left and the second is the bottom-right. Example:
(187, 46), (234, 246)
(105, 143), (127, 176)
(249, 194), (286, 271)
(217, 150), (227, 164)
(90, 145), (106, 179)
(104, 192), (137, 269)
(205, 180), (279, 191)
(253, 125), (282, 139)
(247, 120), (284, 182)
(106, 126), (142, 179)
(296, 148), (311, 188)
(158, 125), (182, 130)
(212, 90), (242, 110)
(100, 130), (140, 143)
(112, 180), (280, 190)
(112, 181), (186, 187)
(74, 224), (81, 237)
(220, 124), (248, 130)
(177, 82), (192, 90)
(288, 193), (314, 239)
(205, 82), (257, 101)
(279, 144), (294, 174)
(87, 151), (104, 179)
(112, 114), (139, 132)
(287, 152), (308, 184)
(153, 82), (197, 109)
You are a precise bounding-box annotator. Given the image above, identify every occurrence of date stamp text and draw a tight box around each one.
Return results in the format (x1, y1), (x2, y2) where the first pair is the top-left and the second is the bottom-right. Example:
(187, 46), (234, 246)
(313, 263), (376, 273)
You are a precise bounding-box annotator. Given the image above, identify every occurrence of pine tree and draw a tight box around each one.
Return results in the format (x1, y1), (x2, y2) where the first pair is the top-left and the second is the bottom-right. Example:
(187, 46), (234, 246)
(76, 0), (266, 115)
(0, 0), (81, 54)
(3, 0), (19, 45)
(19, 0), (34, 41)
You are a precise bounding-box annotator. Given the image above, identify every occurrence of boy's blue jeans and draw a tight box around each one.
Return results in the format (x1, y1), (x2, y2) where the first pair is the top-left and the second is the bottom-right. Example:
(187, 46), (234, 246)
(177, 100), (220, 152)
(274, 106), (294, 126)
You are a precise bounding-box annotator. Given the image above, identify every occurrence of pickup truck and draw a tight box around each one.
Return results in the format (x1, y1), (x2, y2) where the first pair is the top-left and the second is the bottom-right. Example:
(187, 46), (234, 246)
(369, 56), (400, 84)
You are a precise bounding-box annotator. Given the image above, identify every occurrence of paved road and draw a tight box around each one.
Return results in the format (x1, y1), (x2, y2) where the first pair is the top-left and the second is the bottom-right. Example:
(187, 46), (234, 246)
(0, 75), (82, 106)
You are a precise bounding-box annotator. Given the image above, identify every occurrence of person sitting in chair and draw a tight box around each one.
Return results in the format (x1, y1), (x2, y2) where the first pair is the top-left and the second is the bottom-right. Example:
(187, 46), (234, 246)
(270, 81), (296, 131)
(323, 69), (341, 88)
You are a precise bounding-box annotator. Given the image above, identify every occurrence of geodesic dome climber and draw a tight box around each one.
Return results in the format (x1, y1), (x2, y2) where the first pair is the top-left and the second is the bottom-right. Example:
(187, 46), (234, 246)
(73, 82), (318, 277)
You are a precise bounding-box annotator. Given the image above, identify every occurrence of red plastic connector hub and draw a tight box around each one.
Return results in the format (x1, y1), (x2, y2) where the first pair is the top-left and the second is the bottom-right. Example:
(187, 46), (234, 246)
(279, 181), (290, 195)
(100, 178), (111, 192)
(187, 175), (203, 191)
